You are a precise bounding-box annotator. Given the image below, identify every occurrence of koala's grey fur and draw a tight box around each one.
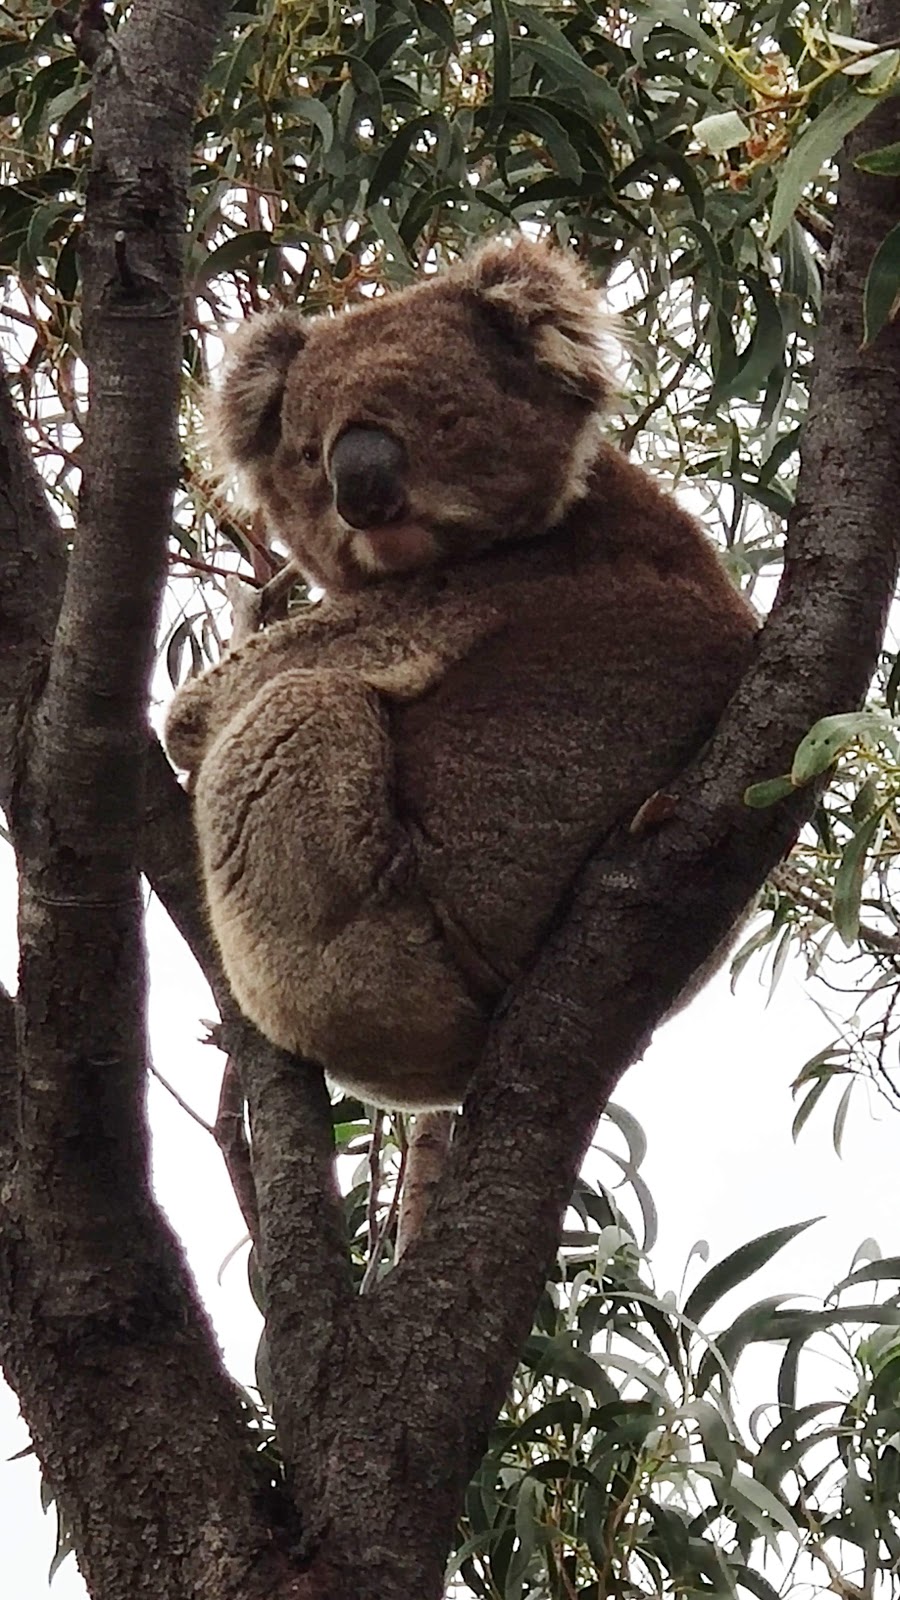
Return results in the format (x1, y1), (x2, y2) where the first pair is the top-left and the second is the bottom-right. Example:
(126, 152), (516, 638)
(165, 238), (757, 1108)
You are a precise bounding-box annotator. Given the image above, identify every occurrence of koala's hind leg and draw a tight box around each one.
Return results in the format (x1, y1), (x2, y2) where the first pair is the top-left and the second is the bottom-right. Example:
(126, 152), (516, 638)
(194, 668), (481, 1101)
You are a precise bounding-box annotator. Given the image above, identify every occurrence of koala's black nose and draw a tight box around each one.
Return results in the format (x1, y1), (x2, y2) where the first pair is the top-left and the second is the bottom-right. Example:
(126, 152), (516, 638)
(330, 426), (406, 530)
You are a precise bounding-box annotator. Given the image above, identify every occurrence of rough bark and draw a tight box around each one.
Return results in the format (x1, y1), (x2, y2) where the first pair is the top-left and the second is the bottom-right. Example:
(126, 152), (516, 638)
(0, 0), (897, 1597)
(0, 374), (66, 809)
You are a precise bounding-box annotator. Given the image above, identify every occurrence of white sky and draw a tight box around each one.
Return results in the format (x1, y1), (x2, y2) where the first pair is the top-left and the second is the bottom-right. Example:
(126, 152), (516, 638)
(1, 835), (897, 1597)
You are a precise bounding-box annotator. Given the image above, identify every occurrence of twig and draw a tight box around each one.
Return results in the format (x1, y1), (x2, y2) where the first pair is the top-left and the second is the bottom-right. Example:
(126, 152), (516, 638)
(395, 1110), (454, 1260)
(214, 1056), (259, 1246)
(618, 352), (695, 455)
(366, 1111), (384, 1265)
(225, 561), (303, 646)
(360, 1131), (408, 1294)
(168, 551), (259, 586)
(148, 1060), (214, 1133)
(796, 203), (834, 252)
(770, 862), (900, 956)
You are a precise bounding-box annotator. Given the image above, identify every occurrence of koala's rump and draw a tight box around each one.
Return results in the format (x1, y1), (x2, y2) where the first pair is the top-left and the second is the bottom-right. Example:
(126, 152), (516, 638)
(393, 553), (754, 984)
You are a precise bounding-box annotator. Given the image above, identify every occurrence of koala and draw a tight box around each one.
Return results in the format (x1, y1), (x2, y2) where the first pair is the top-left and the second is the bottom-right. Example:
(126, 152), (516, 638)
(164, 238), (757, 1109)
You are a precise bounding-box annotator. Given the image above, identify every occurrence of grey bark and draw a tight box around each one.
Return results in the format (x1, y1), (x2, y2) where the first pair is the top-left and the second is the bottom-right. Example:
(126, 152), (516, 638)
(0, 0), (897, 1596)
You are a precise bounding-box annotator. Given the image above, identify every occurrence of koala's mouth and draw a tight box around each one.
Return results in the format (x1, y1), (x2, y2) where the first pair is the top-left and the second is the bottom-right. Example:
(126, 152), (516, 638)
(346, 519), (440, 576)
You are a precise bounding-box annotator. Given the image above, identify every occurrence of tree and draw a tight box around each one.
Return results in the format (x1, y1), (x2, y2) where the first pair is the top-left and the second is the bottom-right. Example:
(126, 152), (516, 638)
(1, 0), (900, 1597)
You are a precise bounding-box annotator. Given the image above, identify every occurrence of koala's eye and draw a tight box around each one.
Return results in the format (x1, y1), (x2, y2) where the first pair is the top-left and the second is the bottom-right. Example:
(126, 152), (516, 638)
(301, 443), (320, 467)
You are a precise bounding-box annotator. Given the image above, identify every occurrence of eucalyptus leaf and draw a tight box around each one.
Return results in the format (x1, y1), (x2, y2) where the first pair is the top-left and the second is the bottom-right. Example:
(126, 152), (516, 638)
(767, 90), (879, 245)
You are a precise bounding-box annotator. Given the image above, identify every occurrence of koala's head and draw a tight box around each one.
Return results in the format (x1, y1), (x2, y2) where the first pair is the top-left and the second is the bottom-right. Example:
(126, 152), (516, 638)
(208, 237), (614, 592)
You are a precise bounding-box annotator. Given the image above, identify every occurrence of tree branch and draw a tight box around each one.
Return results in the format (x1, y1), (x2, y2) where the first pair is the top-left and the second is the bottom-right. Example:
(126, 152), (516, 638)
(234, 1018), (353, 1452)
(141, 733), (227, 1001)
(0, 372), (66, 809)
(0, 981), (15, 1187)
(395, 1111), (454, 1260)
(215, 1054), (259, 1246)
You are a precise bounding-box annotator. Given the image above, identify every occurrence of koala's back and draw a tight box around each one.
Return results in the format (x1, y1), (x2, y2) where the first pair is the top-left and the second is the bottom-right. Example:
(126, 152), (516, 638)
(391, 446), (756, 989)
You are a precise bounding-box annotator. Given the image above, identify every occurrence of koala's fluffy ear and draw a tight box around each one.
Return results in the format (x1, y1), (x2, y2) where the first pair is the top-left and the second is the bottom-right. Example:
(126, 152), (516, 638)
(206, 310), (307, 499)
(464, 237), (614, 408)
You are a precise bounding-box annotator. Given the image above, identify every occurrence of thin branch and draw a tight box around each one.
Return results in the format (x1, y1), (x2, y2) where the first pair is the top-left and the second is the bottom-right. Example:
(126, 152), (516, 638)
(796, 203), (834, 252)
(359, 1133), (408, 1295)
(214, 1054), (259, 1246)
(395, 1111), (454, 1260)
(0, 980), (15, 1185)
(366, 1111), (385, 1264)
(169, 551), (260, 586)
(141, 735), (228, 1004)
(771, 861), (900, 957)
(618, 352), (695, 455)
(149, 1060), (214, 1134)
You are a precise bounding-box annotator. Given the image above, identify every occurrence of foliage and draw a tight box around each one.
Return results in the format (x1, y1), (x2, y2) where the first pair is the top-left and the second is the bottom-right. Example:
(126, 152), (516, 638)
(458, 1157), (900, 1600)
(4, 0), (900, 1592)
(269, 1104), (900, 1599)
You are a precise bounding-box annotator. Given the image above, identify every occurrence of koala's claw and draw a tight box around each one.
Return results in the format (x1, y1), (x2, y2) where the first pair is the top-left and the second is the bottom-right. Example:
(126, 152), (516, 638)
(375, 833), (417, 899)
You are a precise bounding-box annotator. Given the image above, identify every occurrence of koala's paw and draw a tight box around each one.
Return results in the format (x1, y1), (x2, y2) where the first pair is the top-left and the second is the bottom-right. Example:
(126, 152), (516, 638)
(163, 675), (214, 777)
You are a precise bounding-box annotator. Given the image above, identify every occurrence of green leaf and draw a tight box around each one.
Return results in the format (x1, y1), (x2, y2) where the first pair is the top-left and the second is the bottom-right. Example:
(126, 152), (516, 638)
(684, 1220), (820, 1328)
(832, 805), (883, 944)
(632, 1), (724, 64)
(863, 219), (900, 345)
(368, 200), (416, 282)
(695, 1295), (792, 1397)
(733, 1564), (784, 1600)
(597, 1147), (658, 1250)
(601, 1101), (647, 1170)
(517, 37), (632, 133)
(525, 1334), (619, 1406)
(489, 0), (512, 113)
(790, 710), (893, 784)
(412, 0), (457, 51)
(503, 102), (582, 181)
(720, 1468), (803, 1542)
(22, 198), (73, 270)
(505, 1476), (541, 1600)
(743, 774), (794, 808)
(680, 1398), (737, 1476)
(723, 279), (785, 402)
(832, 1079), (855, 1155)
(196, 228), (272, 283)
(767, 90), (880, 246)
(283, 96), (335, 153)
(856, 138), (900, 173)
(791, 1075), (831, 1142)
(834, 1255), (900, 1293)
(693, 110), (751, 153)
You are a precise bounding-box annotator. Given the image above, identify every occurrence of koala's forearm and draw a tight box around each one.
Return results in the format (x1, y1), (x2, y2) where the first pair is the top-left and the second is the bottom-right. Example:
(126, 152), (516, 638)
(163, 607), (371, 774)
(164, 588), (498, 776)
